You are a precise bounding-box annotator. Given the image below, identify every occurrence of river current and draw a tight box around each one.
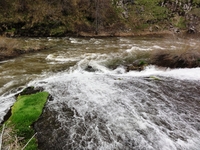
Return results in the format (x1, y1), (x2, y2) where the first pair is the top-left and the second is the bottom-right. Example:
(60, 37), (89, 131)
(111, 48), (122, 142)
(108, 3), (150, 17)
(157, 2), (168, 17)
(0, 37), (200, 150)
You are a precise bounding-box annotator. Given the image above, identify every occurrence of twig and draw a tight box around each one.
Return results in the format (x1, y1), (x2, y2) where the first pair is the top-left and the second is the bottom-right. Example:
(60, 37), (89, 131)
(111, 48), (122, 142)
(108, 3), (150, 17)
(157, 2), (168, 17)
(21, 132), (37, 150)
(0, 124), (6, 150)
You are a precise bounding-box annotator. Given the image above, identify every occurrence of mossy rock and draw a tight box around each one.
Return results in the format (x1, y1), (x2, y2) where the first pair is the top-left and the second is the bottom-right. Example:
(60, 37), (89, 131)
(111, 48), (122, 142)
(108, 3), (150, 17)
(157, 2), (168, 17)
(1, 91), (49, 150)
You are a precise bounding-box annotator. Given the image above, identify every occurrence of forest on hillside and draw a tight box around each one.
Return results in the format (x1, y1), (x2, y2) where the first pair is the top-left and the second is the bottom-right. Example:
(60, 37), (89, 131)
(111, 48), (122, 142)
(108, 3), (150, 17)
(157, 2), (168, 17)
(0, 0), (200, 36)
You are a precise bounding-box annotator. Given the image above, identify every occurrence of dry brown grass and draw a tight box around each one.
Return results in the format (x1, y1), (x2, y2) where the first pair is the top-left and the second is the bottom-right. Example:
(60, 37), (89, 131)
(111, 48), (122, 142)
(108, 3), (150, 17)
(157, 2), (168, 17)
(0, 124), (23, 150)
(106, 41), (200, 71)
(151, 42), (200, 68)
(0, 36), (19, 55)
(0, 36), (48, 61)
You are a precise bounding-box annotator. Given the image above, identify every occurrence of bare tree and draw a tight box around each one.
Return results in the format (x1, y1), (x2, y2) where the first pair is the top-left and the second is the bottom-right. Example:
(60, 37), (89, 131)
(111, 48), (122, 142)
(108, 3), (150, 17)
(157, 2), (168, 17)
(95, 0), (99, 34)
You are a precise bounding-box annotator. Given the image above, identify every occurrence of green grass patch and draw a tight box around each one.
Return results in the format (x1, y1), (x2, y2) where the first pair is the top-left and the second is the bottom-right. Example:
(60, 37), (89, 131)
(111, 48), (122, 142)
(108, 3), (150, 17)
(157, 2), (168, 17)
(50, 26), (66, 36)
(5, 91), (49, 150)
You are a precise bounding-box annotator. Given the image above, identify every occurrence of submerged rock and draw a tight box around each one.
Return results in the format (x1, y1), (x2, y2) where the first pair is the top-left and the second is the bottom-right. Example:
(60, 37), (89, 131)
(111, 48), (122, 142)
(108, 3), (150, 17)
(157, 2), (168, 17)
(125, 59), (148, 72)
(16, 86), (44, 96)
(126, 64), (144, 71)
(34, 105), (75, 150)
(85, 65), (97, 72)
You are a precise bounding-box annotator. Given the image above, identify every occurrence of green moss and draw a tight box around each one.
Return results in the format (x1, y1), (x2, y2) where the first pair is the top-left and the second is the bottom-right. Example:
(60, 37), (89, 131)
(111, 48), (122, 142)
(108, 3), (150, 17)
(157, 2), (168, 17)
(139, 60), (147, 66)
(175, 16), (186, 29)
(50, 26), (66, 36)
(6, 91), (49, 150)
(135, 23), (150, 30)
(6, 28), (16, 32)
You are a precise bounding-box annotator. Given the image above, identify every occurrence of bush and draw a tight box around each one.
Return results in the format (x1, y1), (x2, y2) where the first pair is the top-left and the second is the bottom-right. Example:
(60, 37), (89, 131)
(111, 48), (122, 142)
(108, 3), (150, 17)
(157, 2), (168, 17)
(151, 48), (200, 68)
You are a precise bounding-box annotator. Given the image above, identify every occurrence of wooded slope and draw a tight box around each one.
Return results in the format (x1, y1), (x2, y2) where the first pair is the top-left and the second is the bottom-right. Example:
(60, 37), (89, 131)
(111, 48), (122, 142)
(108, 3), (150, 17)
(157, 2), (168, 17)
(0, 0), (199, 36)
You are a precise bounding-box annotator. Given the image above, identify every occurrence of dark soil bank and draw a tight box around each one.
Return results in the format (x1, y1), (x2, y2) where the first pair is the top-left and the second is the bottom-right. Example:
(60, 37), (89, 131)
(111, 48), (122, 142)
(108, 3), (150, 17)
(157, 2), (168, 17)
(0, 46), (48, 61)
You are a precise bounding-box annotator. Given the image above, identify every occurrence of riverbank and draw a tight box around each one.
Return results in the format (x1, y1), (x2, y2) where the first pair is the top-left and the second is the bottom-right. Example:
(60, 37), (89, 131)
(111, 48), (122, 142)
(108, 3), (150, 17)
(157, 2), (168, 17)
(0, 36), (48, 61)
(77, 30), (174, 37)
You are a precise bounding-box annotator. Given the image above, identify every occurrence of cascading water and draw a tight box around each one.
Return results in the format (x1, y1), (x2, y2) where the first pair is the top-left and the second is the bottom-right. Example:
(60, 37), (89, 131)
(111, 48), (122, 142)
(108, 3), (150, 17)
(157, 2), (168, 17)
(32, 65), (200, 150)
(0, 37), (200, 150)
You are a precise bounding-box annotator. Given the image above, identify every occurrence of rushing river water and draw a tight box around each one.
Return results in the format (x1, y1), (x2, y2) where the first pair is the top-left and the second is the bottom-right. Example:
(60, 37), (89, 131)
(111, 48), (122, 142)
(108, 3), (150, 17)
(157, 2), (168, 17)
(0, 36), (200, 150)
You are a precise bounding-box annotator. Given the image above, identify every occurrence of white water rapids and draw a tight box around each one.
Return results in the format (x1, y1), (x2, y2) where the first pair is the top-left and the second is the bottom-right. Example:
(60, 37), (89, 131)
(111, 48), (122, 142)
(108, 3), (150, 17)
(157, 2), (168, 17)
(0, 37), (200, 150)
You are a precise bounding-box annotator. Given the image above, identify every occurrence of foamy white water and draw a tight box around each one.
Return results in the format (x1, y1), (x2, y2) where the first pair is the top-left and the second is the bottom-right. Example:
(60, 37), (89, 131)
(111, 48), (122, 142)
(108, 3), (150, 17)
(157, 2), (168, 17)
(125, 66), (200, 81)
(32, 66), (200, 150)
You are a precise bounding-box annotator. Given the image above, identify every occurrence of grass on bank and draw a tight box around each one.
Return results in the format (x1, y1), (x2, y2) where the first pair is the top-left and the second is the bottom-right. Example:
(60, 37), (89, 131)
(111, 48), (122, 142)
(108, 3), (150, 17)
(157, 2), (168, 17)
(1, 92), (49, 150)
(151, 45), (200, 68)
(0, 36), (19, 55)
(0, 36), (49, 61)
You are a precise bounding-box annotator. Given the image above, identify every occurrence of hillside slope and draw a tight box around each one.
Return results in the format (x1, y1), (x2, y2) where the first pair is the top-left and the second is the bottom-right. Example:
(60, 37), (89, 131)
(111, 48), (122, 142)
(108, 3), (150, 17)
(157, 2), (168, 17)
(0, 0), (199, 37)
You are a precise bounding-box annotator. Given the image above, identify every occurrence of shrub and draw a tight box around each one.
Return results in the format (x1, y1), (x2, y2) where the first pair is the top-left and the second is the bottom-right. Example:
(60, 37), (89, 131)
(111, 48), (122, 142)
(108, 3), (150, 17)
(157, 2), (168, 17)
(151, 46), (200, 68)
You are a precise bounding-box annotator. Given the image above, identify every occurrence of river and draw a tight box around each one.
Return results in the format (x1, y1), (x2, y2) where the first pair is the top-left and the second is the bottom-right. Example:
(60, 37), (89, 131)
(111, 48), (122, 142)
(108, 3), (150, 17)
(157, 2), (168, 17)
(0, 36), (200, 150)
